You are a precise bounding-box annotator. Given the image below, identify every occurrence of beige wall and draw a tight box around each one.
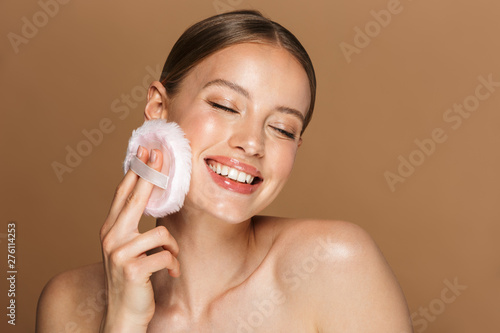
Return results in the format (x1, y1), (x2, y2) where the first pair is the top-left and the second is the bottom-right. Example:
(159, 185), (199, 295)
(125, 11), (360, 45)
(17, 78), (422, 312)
(1, 0), (499, 331)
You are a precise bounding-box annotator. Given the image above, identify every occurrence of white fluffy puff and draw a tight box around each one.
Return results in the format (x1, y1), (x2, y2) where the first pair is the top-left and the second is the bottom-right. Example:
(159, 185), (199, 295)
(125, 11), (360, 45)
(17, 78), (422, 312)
(123, 119), (192, 217)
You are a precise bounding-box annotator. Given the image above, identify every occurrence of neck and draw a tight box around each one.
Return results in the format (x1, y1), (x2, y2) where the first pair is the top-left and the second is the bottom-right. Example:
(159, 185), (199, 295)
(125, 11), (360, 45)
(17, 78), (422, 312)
(151, 205), (258, 318)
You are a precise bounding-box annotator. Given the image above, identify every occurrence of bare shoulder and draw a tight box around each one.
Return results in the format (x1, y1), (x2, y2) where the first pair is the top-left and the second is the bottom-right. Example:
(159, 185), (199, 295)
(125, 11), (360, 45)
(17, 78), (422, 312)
(36, 262), (106, 333)
(254, 216), (413, 332)
(253, 216), (385, 286)
(254, 216), (376, 263)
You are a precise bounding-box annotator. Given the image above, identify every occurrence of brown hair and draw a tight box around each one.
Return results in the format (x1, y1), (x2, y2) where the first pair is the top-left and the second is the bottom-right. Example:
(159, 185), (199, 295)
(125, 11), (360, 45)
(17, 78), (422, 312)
(160, 10), (316, 134)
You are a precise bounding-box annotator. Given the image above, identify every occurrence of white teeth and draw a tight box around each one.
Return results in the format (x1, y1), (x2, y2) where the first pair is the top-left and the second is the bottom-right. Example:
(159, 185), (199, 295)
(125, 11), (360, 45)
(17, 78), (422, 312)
(228, 168), (238, 181)
(237, 172), (246, 183)
(245, 174), (253, 184)
(208, 161), (256, 184)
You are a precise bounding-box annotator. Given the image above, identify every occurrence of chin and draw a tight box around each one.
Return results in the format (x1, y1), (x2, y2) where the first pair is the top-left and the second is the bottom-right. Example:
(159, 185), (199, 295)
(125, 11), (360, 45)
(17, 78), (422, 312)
(213, 202), (257, 224)
(185, 172), (267, 223)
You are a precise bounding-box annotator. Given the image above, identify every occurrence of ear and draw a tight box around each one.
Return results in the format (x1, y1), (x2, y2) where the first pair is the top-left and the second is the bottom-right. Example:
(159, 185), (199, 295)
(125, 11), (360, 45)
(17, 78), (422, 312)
(144, 81), (169, 121)
(297, 137), (303, 147)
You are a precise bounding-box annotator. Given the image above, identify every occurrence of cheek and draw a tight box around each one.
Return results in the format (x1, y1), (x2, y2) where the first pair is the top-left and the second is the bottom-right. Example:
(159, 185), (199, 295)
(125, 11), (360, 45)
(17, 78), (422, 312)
(267, 144), (298, 181)
(176, 110), (223, 149)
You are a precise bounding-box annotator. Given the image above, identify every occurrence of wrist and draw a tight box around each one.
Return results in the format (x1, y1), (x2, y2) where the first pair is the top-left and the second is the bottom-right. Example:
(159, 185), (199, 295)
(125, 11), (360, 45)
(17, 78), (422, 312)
(100, 310), (149, 333)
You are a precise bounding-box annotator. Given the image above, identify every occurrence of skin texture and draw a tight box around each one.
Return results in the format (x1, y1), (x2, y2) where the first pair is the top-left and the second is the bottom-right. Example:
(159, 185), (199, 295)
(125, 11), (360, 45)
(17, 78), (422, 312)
(36, 43), (413, 332)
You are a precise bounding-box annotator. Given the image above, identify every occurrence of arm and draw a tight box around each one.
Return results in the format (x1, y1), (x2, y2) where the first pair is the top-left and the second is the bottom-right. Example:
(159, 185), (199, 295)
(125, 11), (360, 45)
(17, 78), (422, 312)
(37, 147), (180, 333)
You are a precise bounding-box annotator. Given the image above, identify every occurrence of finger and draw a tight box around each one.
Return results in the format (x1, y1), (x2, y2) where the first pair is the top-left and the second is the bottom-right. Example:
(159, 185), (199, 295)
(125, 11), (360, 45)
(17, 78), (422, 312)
(131, 249), (181, 279)
(101, 146), (150, 239)
(113, 226), (180, 261)
(113, 148), (164, 236)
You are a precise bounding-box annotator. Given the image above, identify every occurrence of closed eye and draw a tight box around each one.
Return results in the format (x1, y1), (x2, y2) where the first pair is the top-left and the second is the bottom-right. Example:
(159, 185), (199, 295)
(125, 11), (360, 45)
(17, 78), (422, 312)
(272, 127), (296, 140)
(208, 101), (238, 114)
(207, 100), (296, 139)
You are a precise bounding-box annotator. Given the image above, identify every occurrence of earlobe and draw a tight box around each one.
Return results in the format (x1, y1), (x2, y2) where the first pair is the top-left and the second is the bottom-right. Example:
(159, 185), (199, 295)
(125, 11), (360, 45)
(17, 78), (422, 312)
(144, 81), (169, 120)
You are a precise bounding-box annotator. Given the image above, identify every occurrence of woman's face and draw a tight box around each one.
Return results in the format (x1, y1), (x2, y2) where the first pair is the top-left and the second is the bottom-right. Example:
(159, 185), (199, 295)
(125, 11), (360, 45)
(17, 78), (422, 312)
(166, 43), (311, 223)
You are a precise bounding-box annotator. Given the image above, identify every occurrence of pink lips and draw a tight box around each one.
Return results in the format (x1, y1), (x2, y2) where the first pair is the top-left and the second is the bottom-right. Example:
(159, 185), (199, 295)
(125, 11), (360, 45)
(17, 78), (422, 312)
(204, 156), (263, 194)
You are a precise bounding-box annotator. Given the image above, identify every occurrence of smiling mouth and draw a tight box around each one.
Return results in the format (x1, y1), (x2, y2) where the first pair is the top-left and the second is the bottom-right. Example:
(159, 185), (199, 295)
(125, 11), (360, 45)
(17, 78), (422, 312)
(205, 159), (263, 185)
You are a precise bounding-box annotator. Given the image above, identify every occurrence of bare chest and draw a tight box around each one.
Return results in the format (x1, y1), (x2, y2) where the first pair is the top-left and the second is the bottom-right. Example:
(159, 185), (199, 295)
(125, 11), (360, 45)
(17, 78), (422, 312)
(147, 269), (316, 332)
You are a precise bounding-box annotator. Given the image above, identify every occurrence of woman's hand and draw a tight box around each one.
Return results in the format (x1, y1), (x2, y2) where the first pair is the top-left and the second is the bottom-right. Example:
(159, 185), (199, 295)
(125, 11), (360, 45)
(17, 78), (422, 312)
(99, 146), (180, 333)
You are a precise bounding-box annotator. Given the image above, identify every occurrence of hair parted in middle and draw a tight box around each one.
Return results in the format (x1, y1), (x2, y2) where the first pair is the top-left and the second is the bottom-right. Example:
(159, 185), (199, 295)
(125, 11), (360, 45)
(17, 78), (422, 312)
(160, 10), (316, 134)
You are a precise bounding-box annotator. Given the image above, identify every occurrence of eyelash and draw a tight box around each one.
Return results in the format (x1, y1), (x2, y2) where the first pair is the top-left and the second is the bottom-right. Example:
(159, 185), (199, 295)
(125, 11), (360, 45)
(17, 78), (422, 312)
(208, 101), (297, 140)
(208, 101), (238, 114)
(273, 127), (296, 140)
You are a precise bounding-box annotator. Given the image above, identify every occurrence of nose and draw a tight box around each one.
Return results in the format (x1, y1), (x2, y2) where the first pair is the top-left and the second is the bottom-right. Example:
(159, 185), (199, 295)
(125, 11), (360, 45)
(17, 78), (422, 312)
(227, 120), (265, 157)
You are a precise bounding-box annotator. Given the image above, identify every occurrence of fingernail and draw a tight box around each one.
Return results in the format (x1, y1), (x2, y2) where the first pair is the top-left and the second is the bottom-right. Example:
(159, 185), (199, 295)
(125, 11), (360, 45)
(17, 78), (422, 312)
(150, 149), (157, 163)
(137, 146), (144, 158)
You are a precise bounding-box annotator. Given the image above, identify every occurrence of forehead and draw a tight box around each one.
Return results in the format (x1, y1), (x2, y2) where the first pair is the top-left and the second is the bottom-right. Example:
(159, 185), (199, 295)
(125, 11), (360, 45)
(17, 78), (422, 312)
(181, 43), (311, 115)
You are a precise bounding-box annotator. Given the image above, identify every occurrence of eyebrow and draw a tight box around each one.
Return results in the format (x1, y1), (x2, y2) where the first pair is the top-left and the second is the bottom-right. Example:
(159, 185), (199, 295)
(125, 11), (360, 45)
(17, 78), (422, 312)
(203, 78), (305, 124)
(203, 79), (250, 99)
(275, 105), (305, 124)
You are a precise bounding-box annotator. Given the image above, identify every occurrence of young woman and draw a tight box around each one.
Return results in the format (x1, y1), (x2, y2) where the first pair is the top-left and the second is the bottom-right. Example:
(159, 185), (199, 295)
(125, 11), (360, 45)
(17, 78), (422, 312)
(37, 10), (413, 332)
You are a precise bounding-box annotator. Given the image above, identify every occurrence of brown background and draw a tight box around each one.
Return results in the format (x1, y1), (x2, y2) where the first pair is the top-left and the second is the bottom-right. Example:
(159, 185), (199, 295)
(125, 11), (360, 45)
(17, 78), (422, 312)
(1, 0), (499, 332)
